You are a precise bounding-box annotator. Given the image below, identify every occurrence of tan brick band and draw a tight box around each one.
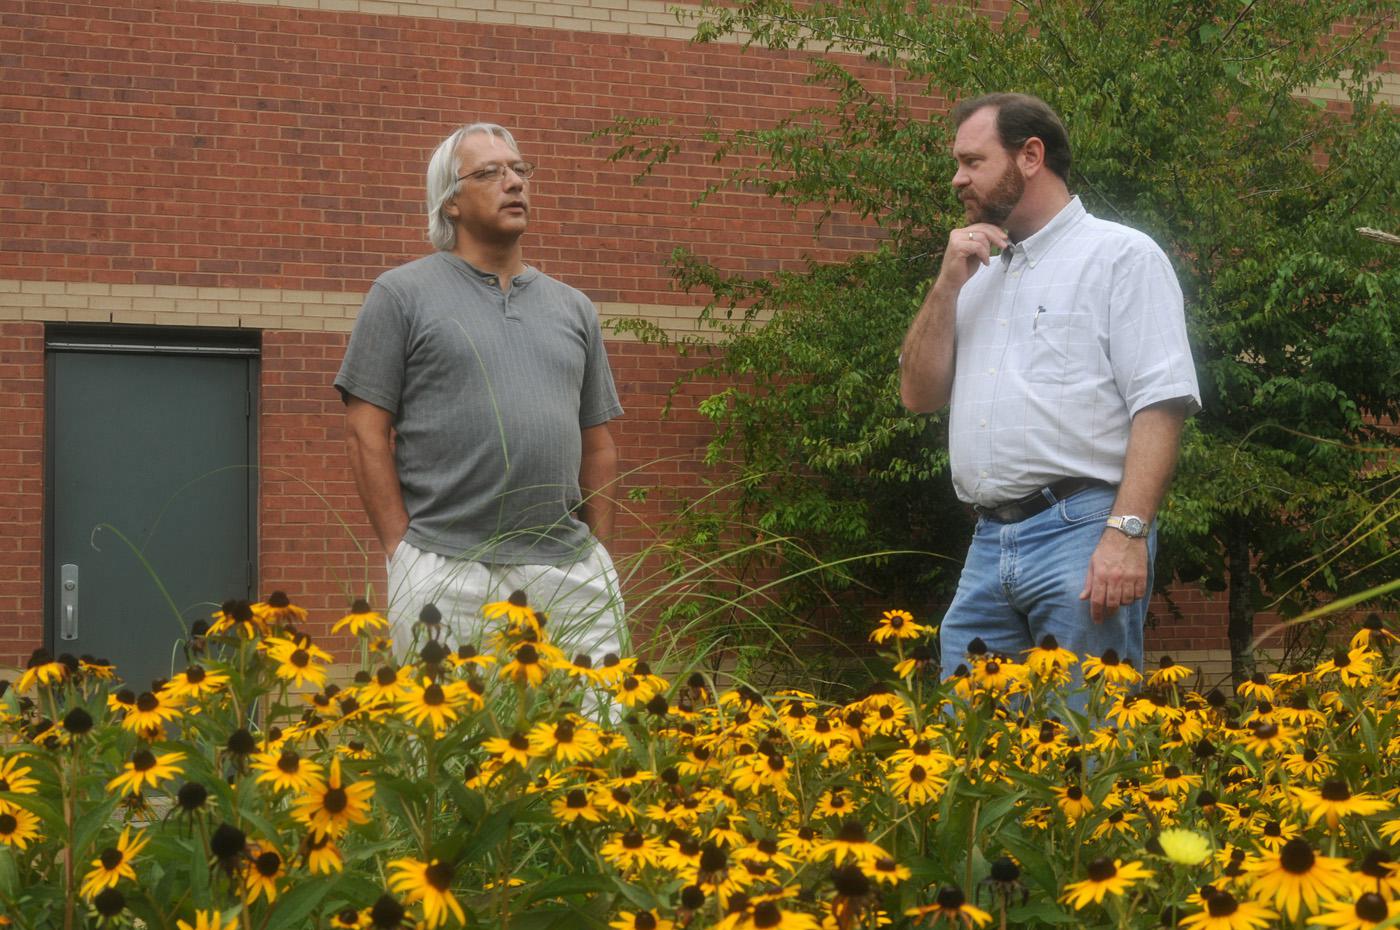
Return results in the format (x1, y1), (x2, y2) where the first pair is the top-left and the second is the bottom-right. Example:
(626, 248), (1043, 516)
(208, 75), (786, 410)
(211, 0), (706, 39)
(0, 279), (714, 342)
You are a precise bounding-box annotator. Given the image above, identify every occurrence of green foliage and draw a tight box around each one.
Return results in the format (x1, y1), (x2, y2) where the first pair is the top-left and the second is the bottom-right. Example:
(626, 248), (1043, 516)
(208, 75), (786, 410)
(605, 0), (1400, 671)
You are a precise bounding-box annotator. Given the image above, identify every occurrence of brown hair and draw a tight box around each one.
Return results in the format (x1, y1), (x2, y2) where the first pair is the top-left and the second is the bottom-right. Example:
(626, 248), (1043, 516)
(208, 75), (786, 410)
(951, 93), (1071, 182)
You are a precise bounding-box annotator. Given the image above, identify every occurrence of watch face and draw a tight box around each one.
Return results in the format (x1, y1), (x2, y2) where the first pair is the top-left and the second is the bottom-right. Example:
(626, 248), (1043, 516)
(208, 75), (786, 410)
(1123, 517), (1145, 536)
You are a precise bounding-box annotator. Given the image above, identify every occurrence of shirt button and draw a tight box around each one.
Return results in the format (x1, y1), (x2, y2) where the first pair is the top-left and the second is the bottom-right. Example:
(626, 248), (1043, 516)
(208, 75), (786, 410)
(987, 367), (997, 374)
(979, 470), (988, 478)
(487, 277), (498, 284)
(979, 418), (987, 427)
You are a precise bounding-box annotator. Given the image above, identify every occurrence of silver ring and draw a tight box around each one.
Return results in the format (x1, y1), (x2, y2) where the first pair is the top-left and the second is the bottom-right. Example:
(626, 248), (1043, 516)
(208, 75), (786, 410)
(968, 232), (976, 240)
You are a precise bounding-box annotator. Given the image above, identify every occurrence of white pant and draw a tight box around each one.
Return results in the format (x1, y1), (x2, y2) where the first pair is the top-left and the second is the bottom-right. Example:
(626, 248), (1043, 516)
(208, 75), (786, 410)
(385, 540), (627, 664)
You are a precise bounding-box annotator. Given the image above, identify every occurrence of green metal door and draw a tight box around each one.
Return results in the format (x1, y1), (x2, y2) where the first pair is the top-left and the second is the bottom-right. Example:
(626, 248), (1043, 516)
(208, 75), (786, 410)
(47, 339), (257, 691)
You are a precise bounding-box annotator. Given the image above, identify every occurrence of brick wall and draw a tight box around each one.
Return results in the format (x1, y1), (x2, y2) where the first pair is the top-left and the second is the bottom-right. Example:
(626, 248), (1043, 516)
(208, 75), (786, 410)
(0, 323), (45, 669)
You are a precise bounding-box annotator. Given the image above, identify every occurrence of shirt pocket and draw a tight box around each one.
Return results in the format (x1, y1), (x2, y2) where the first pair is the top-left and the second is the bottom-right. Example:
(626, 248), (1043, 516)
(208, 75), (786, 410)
(1024, 311), (1094, 384)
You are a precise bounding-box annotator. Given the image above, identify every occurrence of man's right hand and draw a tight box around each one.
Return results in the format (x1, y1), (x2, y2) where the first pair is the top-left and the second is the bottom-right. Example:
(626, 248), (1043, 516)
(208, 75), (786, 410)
(936, 223), (1010, 293)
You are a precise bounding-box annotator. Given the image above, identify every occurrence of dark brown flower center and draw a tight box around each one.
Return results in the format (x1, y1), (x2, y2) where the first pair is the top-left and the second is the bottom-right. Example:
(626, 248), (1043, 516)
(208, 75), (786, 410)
(1280, 839), (1315, 874)
(136, 692), (159, 713)
(622, 830), (645, 849)
(425, 859), (453, 890)
(515, 644), (539, 664)
(186, 666), (206, 684)
(1320, 780), (1351, 801)
(132, 750), (157, 771)
(909, 764), (928, 783)
(936, 885), (967, 909)
(1206, 892), (1239, 917)
(423, 684), (445, 706)
(99, 848), (123, 869)
(277, 751), (301, 773)
(323, 787), (348, 814)
(1086, 857), (1117, 882)
(255, 851), (281, 876)
(1357, 893), (1389, 922)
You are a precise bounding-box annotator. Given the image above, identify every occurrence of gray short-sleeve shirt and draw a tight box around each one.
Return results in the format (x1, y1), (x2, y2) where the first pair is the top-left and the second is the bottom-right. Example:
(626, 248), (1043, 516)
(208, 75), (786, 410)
(334, 252), (623, 565)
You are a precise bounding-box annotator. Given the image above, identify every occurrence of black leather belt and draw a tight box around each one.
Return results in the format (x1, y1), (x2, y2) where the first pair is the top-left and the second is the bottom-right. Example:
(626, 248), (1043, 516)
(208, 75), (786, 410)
(973, 477), (1110, 523)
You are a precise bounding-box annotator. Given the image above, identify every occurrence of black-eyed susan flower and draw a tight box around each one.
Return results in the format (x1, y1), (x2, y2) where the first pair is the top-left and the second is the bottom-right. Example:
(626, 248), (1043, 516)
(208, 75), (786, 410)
(1023, 635), (1078, 679)
(482, 732), (536, 767)
(244, 845), (285, 904)
(1246, 837), (1354, 920)
(1148, 654), (1194, 687)
(332, 599), (387, 636)
(870, 609), (932, 644)
(302, 830), (343, 875)
(387, 858), (465, 929)
(0, 755), (39, 813)
(528, 718), (602, 764)
(209, 599), (267, 639)
(80, 827), (149, 900)
(163, 664), (230, 702)
(888, 761), (946, 807)
(1251, 818), (1300, 853)
(176, 911), (238, 930)
(17, 648), (68, 694)
(397, 679), (471, 733)
(906, 884), (992, 927)
(1090, 808), (1141, 841)
(0, 808), (40, 850)
(865, 856), (911, 886)
(1292, 780), (1390, 830)
(818, 820), (887, 867)
(1311, 892), (1393, 930)
(358, 664), (416, 707)
(252, 590), (307, 627)
(1238, 721), (1297, 756)
(251, 749), (325, 794)
(743, 900), (819, 929)
(107, 749), (185, 796)
(1059, 857), (1153, 909)
(118, 690), (183, 736)
(483, 589), (535, 626)
(328, 907), (367, 929)
(1052, 783), (1093, 821)
(1081, 649), (1142, 687)
(1177, 889), (1276, 930)
(600, 829), (664, 872)
(778, 825), (820, 861)
(1315, 647), (1378, 687)
(729, 750), (794, 798)
(501, 643), (550, 687)
(291, 757), (373, 839)
(264, 635), (332, 689)
(1282, 746), (1335, 780)
(610, 911), (674, 930)
(551, 788), (603, 824)
(894, 644), (937, 679)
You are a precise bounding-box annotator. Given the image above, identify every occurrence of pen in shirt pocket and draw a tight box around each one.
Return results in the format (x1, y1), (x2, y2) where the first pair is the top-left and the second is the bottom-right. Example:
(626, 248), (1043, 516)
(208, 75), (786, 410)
(1033, 305), (1047, 331)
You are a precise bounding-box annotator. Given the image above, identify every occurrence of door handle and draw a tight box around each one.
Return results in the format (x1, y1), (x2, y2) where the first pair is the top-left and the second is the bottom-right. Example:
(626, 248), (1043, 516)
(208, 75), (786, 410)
(60, 563), (79, 640)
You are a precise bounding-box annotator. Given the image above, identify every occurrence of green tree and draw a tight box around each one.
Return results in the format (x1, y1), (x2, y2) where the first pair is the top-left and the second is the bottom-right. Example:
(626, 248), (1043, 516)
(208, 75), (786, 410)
(608, 0), (1400, 682)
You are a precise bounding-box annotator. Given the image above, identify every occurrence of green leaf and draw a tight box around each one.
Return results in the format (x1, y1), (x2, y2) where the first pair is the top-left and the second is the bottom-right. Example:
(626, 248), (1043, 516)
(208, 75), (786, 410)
(263, 876), (338, 930)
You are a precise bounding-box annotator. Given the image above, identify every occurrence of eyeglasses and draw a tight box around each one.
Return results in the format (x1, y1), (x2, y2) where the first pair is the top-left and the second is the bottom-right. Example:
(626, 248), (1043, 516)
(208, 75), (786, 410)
(456, 162), (536, 184)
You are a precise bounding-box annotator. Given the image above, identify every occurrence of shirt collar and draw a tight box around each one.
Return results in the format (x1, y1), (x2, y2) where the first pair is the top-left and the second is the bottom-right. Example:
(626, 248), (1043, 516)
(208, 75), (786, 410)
(440, 251), (538, 288)
(1003, 196), (1086, 268)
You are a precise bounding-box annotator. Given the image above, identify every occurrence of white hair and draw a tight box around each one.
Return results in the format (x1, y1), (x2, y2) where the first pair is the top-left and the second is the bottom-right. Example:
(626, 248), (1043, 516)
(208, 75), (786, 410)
(426, 123), (522, 251)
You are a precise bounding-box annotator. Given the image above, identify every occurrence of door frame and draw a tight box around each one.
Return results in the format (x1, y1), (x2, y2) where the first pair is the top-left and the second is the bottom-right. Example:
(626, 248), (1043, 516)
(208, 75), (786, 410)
(43, 324), (262, 657)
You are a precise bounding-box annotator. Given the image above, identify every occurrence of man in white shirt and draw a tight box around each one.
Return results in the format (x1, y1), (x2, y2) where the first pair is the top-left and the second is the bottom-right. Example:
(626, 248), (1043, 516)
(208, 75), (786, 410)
(900, 93), (1200, 681)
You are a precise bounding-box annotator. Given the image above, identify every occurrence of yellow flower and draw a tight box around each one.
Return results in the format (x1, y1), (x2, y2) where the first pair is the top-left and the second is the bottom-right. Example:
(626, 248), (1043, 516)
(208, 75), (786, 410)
(1176, 889), (1275, 930)
(291, 757), (373, 839)
(162, 665), (230, 702)
(528, 718), (602, 764)
(1080, 649), (1142, 687)
(118, 690), (183, 736)
(106, 749), (186, 797)
(1052, 784), (1093, 821)
(264, 635), (332, 689)
(208, 599), (268, 639)
(870, 609), (932, 644)
(1147, 655), (1194, 687)
(0, 755), (40, 813)
(251, 749), (325, 794)
(600, 829), (664, 872)
(1291, 780), (1390, 830)
(303, 831), (344, 875)
(387, 858), (466, 929)
(501, 643), (549, 687)
(16, 651), (69, 693)
(887, 760), (946, 807)
(397, 679), (470, 734)
(905, 885), (991, 927)
(1157, 828), (1211, 865)
(1311, 893), (1393, 930)
(551, 788), (604, 824)
(482, 732), (536, 767)
(252, 590), (308, 627)
(1023, 635), (1078, 678)
(80, 827), (149, 900)
(244, 844), (285, 904)
(1060, 858), (1153, 909)
(331, 599), (387, 636)
(817, 820), (888, 868)
(0, 808), (41, 850)
(1245, 838), (1354, 920)
(176, 911), (239, 930)
(610, 911), (675, 930)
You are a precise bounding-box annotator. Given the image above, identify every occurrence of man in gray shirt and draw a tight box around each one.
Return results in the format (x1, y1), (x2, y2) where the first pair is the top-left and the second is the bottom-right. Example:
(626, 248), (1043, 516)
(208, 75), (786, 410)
(335, 123), (625, 662)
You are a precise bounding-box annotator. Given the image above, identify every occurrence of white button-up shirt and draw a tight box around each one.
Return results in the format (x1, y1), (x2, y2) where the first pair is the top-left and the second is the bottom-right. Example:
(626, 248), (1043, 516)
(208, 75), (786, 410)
(948, 197), (1201, 507)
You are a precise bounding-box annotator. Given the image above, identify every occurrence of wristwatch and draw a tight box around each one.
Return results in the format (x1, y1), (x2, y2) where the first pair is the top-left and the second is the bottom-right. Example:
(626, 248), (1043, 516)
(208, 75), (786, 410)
(1105, 515), (1148, 538)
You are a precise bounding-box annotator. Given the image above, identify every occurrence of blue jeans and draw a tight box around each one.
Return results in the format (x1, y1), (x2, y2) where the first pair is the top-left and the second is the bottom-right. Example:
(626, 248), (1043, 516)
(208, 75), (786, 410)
(938, 485), (1156, 680)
